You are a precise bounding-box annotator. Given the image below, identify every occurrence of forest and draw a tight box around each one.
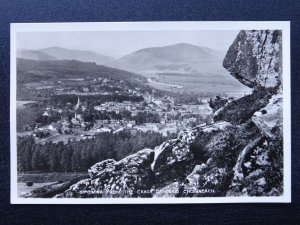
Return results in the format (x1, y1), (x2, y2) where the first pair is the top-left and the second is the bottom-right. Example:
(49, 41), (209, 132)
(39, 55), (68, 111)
(17, 130), (175, 173)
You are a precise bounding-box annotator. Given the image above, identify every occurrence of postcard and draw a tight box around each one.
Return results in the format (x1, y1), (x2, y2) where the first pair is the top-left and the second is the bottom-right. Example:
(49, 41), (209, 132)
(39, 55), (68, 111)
(10, 21), (291, 204)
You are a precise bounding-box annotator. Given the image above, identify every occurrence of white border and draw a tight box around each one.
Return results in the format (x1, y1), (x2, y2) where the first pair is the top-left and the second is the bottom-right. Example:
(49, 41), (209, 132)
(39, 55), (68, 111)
(10, 21), (291, 204)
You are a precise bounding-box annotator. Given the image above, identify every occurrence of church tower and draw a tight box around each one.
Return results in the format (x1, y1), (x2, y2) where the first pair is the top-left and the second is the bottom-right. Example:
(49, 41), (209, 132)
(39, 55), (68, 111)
(75, 95), (81, 121)
(75, 95), (80, 110)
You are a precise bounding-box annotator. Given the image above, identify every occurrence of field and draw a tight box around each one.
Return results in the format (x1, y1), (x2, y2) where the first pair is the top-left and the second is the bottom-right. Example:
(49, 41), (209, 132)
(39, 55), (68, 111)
(17, 101), (37, 108)
(18, 182), (57, 197)
(34, 133), (78, 144)
(148, 72), (250, 94)
(18, 172), (89, 183)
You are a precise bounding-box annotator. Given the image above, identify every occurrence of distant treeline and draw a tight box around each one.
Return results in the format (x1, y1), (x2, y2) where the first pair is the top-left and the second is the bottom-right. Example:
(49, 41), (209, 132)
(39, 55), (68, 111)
(17, 71), (53, 84)
(50, 94), (144, 107)
(17, 130), (174, 173)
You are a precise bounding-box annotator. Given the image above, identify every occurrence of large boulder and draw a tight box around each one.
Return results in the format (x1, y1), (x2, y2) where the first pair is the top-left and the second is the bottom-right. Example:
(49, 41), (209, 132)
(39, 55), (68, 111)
(150, 126), (205, 188)
(88, 159), (116, 179)
(151, 139), (196, 188)
(223, 30), (282, 89)
(60, 149), (155, 198)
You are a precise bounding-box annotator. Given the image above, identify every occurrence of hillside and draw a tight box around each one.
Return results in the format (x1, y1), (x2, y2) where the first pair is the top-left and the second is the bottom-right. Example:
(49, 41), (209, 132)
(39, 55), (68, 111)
(40, 47), (115, 65)
(17, 49), (57, 61)
(107, 43), (224, 74)
(18, 47), (115, 65)
(16, 58), (150, 101)
(17, 58), (147, 83)
(106, 43), (249, 94)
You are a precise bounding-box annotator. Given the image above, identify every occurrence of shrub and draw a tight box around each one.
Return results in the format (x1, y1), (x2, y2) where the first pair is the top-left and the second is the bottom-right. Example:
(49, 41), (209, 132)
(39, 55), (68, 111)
(26, 181), (33, 187)
(261, 109), (267, 114)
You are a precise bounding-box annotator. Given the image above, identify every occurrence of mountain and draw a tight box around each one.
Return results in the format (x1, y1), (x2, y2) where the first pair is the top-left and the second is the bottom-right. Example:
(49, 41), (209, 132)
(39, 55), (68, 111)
(107, 43), (249, 94)
(39, 47), (115, 65)
(17, 49), (57, 61)
(107, 43), (224, 75)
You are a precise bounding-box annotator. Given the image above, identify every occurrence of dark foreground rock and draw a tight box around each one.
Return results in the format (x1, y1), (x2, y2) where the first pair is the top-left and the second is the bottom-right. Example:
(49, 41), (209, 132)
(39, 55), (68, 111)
(208, 96), (231, 113)
(54, 30), (283, 198)
(212, 87), (275, 124)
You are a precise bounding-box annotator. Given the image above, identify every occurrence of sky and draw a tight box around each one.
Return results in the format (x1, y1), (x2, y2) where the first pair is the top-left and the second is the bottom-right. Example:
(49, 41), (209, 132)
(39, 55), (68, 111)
(17, 30), (239, 58)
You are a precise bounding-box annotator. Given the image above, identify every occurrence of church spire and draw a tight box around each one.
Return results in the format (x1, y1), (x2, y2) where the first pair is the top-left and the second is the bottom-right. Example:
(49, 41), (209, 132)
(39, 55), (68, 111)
(75, 95), (80, 109)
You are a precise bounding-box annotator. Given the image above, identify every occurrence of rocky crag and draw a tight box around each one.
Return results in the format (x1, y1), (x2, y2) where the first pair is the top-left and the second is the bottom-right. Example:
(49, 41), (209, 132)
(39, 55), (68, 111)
(57, 30), (284, 198)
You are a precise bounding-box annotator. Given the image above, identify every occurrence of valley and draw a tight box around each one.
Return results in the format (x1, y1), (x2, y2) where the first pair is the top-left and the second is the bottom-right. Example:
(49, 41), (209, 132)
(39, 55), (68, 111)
(147, 72), (250, 94)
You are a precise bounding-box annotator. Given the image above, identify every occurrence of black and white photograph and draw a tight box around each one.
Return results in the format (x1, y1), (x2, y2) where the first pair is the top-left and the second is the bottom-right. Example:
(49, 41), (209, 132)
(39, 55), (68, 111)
(10, 22), (291, 204)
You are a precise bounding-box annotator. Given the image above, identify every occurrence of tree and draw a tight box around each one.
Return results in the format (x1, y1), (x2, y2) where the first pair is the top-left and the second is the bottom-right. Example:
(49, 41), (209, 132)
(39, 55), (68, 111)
(133, 112), (147, 124)
(49, 143), (63, 172)
(17, 107), (39, 131)
(120, 110), (132, 119)
(24, 142), (34, 171)
(61, 143), (73, 172)
(32, 144), (42, 171)
(83, 109), (94, 122)
(71, 143), (84, 172)
(115, 139), (133, 160)
(17, 137), (34, 172)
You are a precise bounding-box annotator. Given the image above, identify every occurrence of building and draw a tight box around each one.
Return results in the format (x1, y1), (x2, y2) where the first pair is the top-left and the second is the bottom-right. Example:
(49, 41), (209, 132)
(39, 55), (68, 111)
(42, 111), (49, 117)
(74, 95), (84, 122)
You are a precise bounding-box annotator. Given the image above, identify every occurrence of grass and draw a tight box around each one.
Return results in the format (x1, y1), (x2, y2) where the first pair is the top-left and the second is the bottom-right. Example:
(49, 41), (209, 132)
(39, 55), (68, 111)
(18, 172), (88, 183)
(18, 182), (56, 197)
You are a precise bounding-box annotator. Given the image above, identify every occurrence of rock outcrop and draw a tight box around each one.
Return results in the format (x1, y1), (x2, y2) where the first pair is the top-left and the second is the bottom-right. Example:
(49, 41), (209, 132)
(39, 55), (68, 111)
(208, 96), (230, 113)
(222, 29), (283, 196)
(57, 30), (284, 198)
(223, 30), (282, 89)
(212, 87), (274, 124)
(57, 149), (155, 198)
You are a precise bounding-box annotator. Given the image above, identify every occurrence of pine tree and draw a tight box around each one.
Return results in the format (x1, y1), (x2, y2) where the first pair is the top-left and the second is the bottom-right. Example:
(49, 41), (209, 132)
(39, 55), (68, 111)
(49, 143), (63, 172)
(71, 143), (83, 172)
(61, 143), (73, 172)
(25, 142), (33, 171)
(32, 144), (41, 171)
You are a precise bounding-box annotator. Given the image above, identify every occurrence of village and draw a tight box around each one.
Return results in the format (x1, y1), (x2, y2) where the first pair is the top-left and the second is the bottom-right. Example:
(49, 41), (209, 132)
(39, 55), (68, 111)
(17, 76), (213, 145)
